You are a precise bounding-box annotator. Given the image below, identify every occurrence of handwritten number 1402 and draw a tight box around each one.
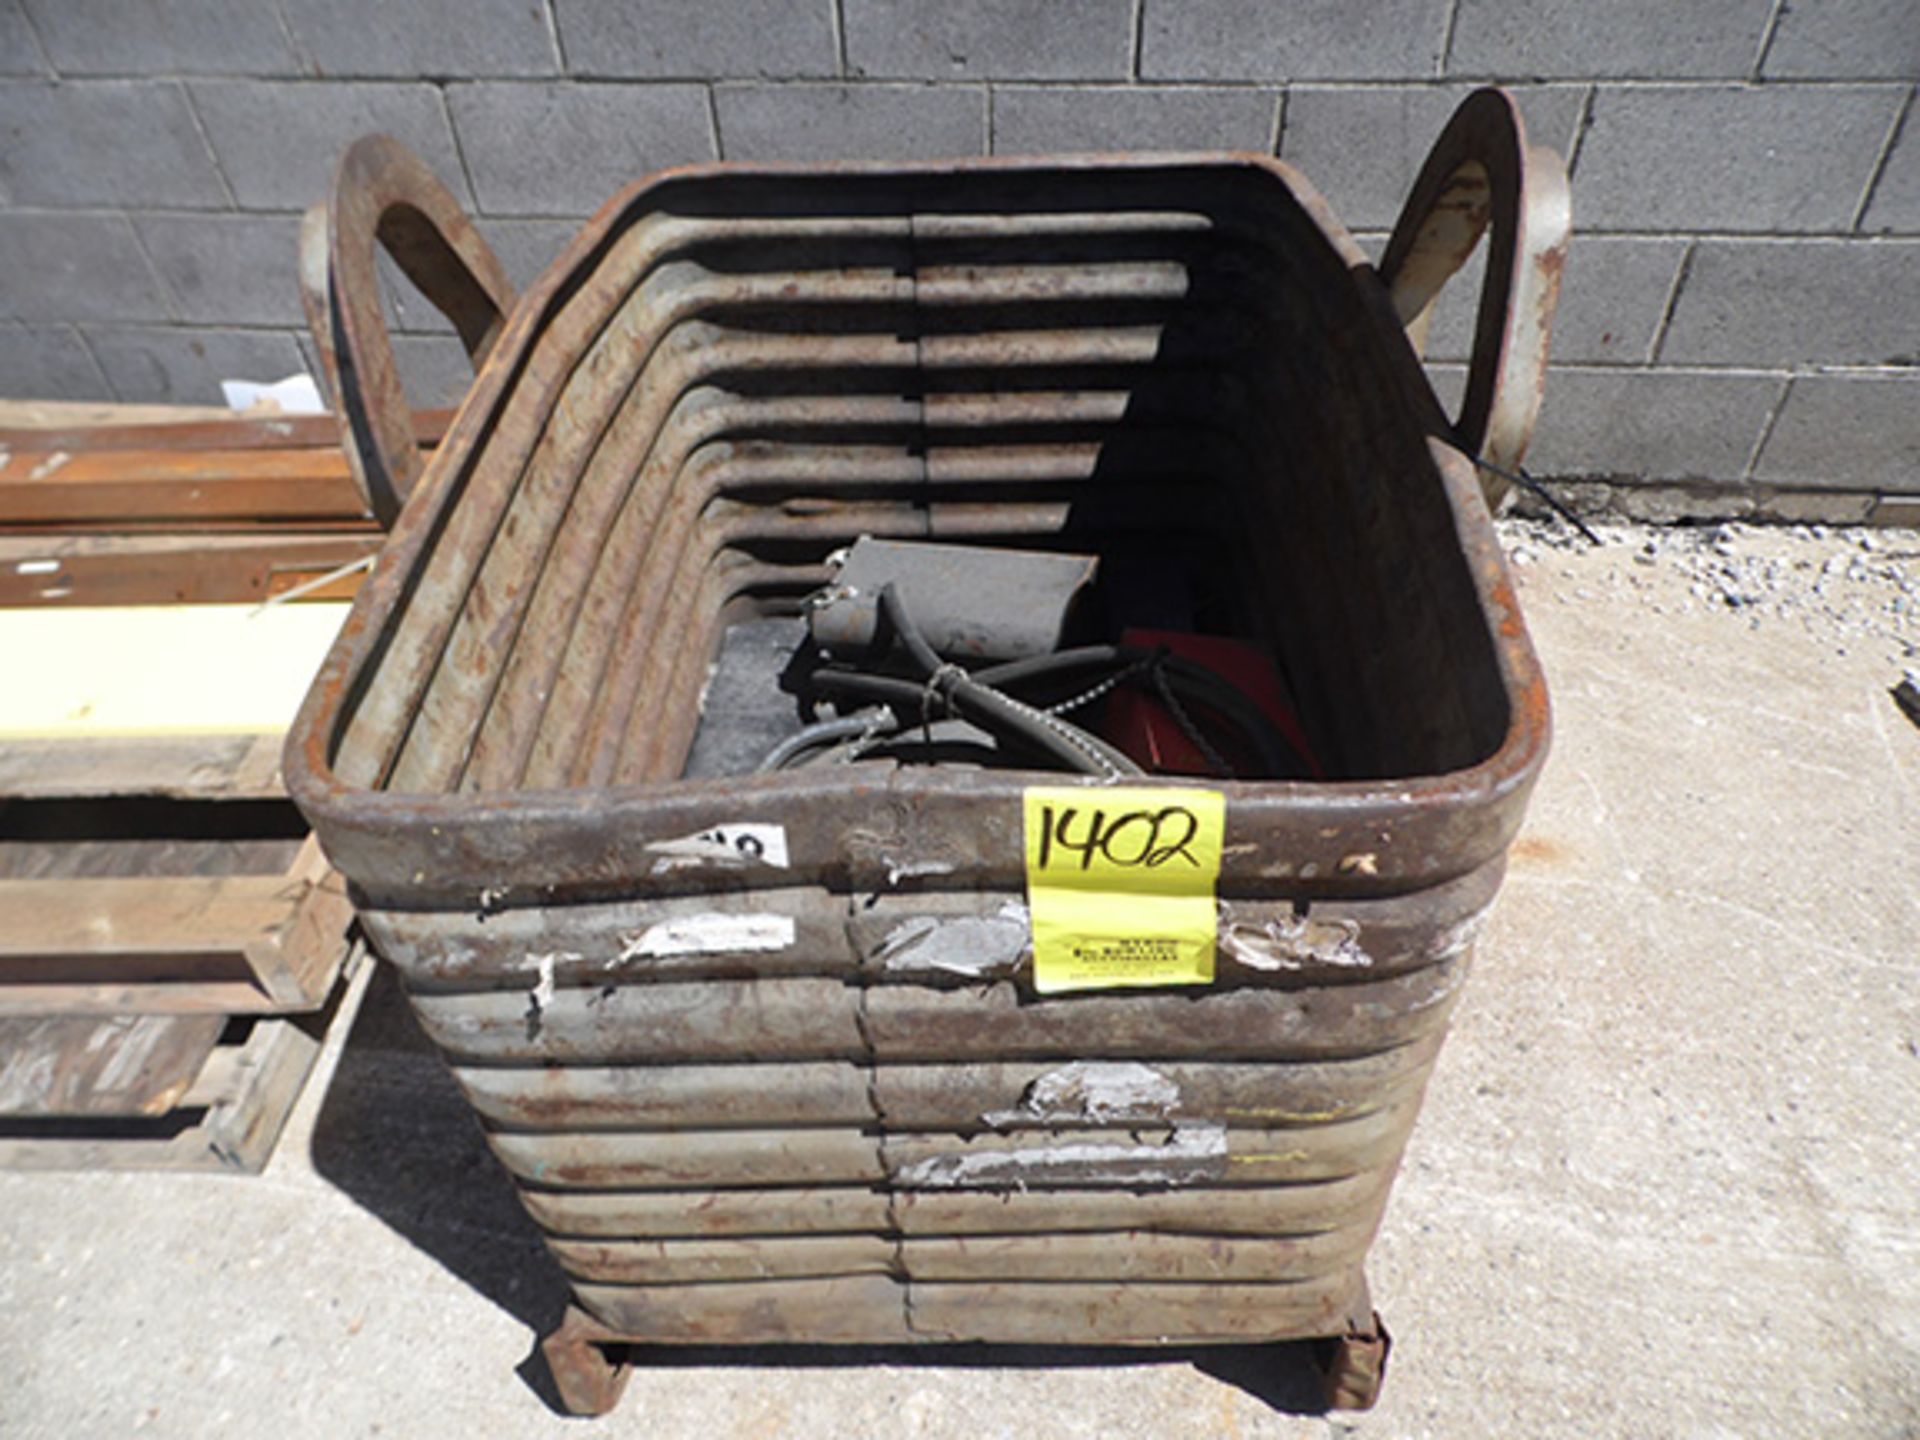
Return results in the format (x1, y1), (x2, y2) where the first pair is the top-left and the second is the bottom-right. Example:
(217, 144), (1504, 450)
(1035, 804), (1202, 871)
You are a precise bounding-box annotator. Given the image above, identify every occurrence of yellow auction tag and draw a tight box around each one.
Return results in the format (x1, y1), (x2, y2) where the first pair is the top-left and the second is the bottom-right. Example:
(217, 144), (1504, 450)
(1023, 784), (1226, 994)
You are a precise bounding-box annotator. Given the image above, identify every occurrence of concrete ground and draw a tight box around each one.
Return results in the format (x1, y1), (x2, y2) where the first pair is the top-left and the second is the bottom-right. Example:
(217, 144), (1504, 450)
(2, 518), (1917, 1439)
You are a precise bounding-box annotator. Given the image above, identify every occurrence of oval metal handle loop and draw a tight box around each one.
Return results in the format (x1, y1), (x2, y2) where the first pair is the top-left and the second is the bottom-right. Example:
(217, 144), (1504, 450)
(300, 135), (516, 528)
(1379, 88), (1572, 508)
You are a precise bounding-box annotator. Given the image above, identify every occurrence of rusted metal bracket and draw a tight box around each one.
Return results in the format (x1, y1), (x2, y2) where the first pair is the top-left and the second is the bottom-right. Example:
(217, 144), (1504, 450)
(540, 1306), (632, 1417)
(299, 136), (516, 527)
(1317, 1307), (1392, 1410)
(1379, 87), (1573, 509)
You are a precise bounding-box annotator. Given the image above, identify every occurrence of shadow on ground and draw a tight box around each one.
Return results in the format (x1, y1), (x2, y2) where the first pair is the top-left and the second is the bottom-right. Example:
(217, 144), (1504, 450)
(310, 967), (1335, 1418)
(308, 965), (574, 1339)
(579, 1341), (1331, 1417)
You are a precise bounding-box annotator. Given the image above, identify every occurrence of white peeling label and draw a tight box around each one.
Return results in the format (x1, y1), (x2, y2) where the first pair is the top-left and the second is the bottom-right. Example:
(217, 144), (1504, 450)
(647, 823), (789, 870)
(622, 913), (796, 959)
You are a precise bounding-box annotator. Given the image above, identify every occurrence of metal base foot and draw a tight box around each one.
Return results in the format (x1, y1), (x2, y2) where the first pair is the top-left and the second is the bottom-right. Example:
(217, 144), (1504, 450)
(541, 1306), (632, 1417)
(1317, 1309), (1391, 1411)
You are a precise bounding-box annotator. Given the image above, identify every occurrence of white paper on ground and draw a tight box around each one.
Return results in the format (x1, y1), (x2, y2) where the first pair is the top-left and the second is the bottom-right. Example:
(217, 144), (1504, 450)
(221, 374), (327, 416)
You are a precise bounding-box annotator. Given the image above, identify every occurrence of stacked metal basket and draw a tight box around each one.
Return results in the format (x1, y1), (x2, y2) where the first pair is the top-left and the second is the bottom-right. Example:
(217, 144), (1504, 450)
(290, 88), (1564, 1413)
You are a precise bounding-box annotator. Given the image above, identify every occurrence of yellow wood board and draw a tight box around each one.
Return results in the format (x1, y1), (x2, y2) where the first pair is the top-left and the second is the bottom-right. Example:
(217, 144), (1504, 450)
(0, 603), (350, 737)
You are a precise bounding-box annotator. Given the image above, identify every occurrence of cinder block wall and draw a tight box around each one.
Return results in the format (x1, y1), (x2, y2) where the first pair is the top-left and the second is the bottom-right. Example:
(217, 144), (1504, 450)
(1, 0), (1915, 515)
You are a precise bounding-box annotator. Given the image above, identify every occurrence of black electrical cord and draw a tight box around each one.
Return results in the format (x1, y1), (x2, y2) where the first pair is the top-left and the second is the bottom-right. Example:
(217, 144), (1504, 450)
(975, 645), (1311, 778)
(875, 584), (1143, 778)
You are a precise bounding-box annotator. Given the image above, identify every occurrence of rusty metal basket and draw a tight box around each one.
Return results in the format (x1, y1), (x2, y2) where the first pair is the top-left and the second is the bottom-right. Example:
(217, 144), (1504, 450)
(289, 88), (1566, 1415)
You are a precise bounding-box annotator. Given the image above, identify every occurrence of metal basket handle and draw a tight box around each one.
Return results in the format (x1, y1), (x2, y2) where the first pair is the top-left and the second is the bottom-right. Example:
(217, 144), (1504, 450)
(1379, 88), (1572, 508)
(300, 135), (516, 528)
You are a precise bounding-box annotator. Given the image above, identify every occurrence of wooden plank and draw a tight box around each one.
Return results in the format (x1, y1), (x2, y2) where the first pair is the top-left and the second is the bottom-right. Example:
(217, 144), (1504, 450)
(0, 1013), (224, 1116)
(0, 733), (286, 800)
(0, 406), (451, 454)
(0, 446), (373, 527)
(0, 943), (369, 1173)
(0, 399), (238, 429)
(0, 603), (349, 739)
(0, 840), (349, 1014)
(0, 533), (378, 608)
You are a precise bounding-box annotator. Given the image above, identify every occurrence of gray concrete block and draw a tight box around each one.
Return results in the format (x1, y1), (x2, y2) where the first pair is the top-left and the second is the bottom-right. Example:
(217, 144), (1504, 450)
(845, 0), (1132, 81)
(1417, 234), (1686, 366)
(992, 85), (1279, 155)
(484, 216), (581, 290)
(1862, 107), (1920, 234)
(447, 82), (712, 215)
(23, 0), (298, 76)
(135, 213), (304, 327)
(85, 324), (307, 403)
(300, 325), (478, 412)
(1538, 236), (1688, 368)
(1140, 0), (1451, 81)
(390, 331), (483, 409)
(281, 0), (555, 78)
(0, 322), (107, 399)
(1525, 365), (1782, 482)
(377, 249), (453, 335)
(375, 213), (575, 334)
(1755, 373), (1920, 491)
(1763, 0), (1920, 79)
(0, 1), (49, 74)
(0, 211), (173, 323)
(714, 82), (985, 162)
(1281, 84), (1585, 230)
(190, 80), (468, 212)
(1661, 240), (1920, 368)
(0, 80), (227, 208)
(556, 0), (837, 79)
(1573, 84), (1904, 233)
(1446, 0), (1771, 80)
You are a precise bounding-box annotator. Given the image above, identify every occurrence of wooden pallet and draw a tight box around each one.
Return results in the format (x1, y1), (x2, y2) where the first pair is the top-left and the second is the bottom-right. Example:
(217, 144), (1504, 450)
(0, 399), (392, 1170)
(0, 943), (370, 1173)
(0, 830), (353, 1016)
(0, 401), (445, 607)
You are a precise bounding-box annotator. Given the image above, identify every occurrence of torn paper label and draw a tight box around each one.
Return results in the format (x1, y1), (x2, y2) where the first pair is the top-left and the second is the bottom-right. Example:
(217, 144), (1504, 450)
(1220, 911), (1372, 971)
(896, 1124), (1228, 1190)
(221, 374), (326, 416)
(526, 951), (561, 1012)
(985, 1060), (1181, 1127)
(622, 913), (796, 959)
(647, 823), (790, 872)
(875, 904), (1029, 978)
